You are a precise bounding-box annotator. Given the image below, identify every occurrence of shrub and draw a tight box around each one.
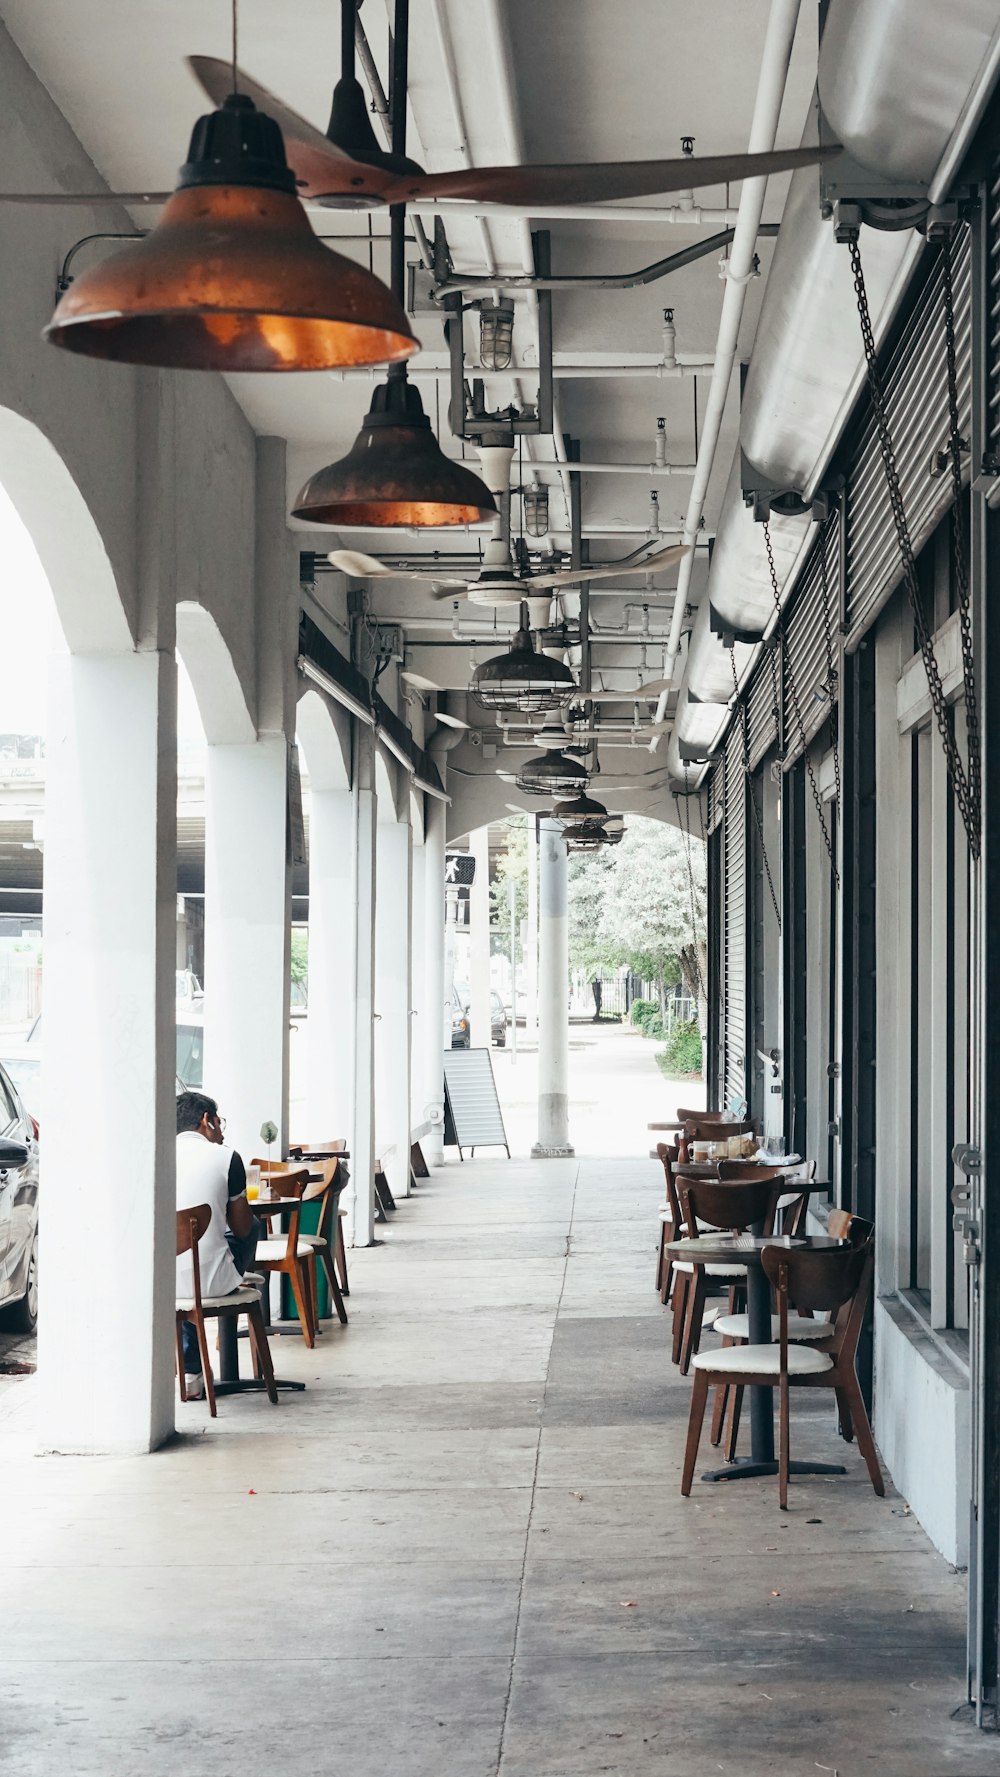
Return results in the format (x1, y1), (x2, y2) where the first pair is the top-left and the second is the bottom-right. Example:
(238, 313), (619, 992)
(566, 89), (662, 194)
(629, 998), (657, 1029)
(659, 1019), (703, 1078)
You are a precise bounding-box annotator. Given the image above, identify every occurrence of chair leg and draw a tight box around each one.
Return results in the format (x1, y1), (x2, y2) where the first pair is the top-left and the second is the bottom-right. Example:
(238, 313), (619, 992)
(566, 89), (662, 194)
(843, 1376), (884, 1496)
(660, 1257), (674, 1307)
(247, 1302), (279, 1405)
(335, 1218), (350, 1294)
(671, 1273), (689, 1364)
(778, 1374), (790, 1510)
(724, 1383), (743, 1463)
(835, 1385), (855, 1442)
(287, 1261), (316, 1348)
(710, 1363), (731, 1446)
(655, 1224), (667, 1294)
(305, 1257), (320, 1337)
(321, 1246), (349, 1325)
(679, 1269), (707, 1375)
(681, 1370), (710, 1496)
(193, 1312), (217, 1418)
(175, 1318), (188, 1398)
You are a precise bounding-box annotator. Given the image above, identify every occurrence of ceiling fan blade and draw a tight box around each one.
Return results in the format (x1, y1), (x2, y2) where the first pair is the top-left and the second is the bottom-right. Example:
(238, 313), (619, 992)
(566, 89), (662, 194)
(400, 669), (442, 692)
(580, 679), (674, 701)
(401, 144), (838, 209)
(434, 712), (470, 730)
(329, 550), (467, 587)
(528, 544), (690, 590)
(187, 56), (390, 202)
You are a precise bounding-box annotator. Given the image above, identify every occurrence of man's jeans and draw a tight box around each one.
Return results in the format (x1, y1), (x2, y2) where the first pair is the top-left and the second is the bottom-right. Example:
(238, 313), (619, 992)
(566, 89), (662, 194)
(181, 1219), (262, 1375)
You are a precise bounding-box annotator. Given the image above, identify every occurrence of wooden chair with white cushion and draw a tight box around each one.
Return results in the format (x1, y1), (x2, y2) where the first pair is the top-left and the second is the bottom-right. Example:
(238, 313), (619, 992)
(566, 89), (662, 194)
(681, 1227), (883, 1506)
(294, 1156), (349, 1327)
(673, 1169), (783, 1374)
(175, 1204), (278, 1417)
(249, 1161), (317, 1345)
(290, 1140), (351, 1296)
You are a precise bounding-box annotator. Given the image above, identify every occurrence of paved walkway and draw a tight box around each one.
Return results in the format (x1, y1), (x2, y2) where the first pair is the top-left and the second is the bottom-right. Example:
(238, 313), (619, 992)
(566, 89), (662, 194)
(0, 1128), (986, 1775)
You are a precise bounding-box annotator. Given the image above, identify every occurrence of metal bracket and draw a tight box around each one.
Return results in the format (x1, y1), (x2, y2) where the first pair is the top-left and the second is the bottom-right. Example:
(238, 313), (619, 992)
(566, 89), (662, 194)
(446, 230), (553, 441)
(740, 451), (835, 524)
(817, 101), (930, 231)
(952, 1141), (982, 1177)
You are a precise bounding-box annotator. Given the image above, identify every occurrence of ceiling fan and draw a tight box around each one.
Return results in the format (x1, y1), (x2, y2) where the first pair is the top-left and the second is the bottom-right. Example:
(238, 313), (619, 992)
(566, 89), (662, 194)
(329, 540), (689, 605)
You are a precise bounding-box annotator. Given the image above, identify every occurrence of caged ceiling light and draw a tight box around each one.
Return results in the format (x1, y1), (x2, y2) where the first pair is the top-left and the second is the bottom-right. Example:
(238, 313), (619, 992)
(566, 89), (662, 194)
(553, 791), (609, 826)
(45, 94), (418, 372)
(515, 749), (589, 797)
(566, 816), (624, 851)
(470, 605), (577, 714)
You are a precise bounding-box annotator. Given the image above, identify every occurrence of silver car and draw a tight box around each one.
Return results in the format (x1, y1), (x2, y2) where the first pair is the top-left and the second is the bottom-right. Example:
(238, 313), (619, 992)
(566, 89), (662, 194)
(0, 1060), (39, 1333)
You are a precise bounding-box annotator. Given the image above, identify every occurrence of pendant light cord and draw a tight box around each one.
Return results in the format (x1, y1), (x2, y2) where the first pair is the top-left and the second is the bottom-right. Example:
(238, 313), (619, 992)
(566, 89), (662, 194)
(231, 0), (238, 96)
(388, 0), (410, 377)
(341, 0), (356, 82)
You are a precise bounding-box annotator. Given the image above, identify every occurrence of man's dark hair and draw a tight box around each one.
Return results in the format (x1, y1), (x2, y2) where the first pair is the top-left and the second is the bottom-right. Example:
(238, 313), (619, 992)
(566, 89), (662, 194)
(176, 1090), (218, 1134)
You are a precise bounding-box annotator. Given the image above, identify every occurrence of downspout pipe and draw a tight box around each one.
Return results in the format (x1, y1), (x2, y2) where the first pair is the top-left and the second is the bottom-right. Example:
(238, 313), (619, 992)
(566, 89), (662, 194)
(431, 226), (780, 295)
(651, 0), (803, 746)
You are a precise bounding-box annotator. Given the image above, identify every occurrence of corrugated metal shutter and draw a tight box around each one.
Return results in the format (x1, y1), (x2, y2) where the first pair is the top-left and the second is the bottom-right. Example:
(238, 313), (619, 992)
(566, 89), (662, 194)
(723, 723), (747, 1111)
(845, 227), (971, 647)
(782, 520), (840, 767)
(988, 163), (1000, 467)
(746, 643), (782, 771)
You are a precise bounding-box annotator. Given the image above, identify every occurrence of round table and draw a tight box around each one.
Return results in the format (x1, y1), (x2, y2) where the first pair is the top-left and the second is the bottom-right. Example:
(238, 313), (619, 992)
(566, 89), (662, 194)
(216, 1195), (309, 1396)
(662, 1229), (847, 1483)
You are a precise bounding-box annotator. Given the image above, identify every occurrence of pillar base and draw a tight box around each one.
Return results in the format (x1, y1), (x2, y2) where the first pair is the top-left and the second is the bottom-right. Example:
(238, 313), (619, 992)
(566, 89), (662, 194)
(531, 1143), (576, 1158)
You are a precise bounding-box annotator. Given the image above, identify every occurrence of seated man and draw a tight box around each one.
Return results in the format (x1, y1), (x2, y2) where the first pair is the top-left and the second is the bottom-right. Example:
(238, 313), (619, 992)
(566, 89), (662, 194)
(175, 1090), (261, 1400)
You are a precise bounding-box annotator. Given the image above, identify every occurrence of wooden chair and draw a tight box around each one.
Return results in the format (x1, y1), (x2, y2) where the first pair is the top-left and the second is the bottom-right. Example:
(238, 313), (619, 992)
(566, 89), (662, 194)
(681, 1232), (883, 1506)
(248, 1161), (316, 1345)
(673, 1170), (783, 1374)
(290, 1142), (350, 1296)
(654, 1141), (680, 1298)
(175, 1205), (278, 1417)
(776, 1158), (818, 1235)
(683, 1116), (758, 1144)
(294, 1156), (349, 1328)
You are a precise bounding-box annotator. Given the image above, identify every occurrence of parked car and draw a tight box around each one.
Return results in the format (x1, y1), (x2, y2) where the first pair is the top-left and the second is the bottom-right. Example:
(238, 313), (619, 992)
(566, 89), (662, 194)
(0, 1059), (39, 1333)
(0, 1015), (41, 1123)
(490, 990), (508, 1048)
(450, 987), (508, 1048)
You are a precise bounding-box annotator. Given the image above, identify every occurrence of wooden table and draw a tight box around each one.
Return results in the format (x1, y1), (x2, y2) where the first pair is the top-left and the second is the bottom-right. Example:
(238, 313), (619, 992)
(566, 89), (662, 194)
(216, 1195), (309, 1396)
(662, 1230), (847, 1484)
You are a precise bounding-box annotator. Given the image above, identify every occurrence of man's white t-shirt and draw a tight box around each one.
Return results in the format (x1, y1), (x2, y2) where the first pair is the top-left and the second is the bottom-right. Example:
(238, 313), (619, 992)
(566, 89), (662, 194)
(176, 1131), (243, 1299)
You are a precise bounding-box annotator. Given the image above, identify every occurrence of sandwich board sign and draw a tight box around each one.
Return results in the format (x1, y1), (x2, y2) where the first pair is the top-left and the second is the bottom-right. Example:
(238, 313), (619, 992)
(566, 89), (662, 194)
(442, 1047), (510, 1159)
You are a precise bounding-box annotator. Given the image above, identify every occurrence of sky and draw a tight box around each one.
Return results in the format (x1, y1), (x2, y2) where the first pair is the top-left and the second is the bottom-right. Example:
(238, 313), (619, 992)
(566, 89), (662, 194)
(0, 479), (205, 747)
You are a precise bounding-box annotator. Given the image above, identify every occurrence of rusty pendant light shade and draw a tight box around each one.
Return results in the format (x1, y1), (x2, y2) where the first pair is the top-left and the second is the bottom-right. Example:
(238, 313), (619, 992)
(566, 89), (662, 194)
(292, 371), (497, 526)
(470, 608), (576, 713)
(44, 94), (418, 371)
(515, 750), (589, 796)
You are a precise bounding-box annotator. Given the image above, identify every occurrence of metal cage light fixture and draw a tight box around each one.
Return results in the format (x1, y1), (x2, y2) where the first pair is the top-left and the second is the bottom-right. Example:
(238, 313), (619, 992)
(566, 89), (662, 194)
(45, 94), (419, 372)
(470, 604), (577, 714)
(515, 749), (589, 796)
(553, 791), (609, 826)
(522, 485), (550, 538)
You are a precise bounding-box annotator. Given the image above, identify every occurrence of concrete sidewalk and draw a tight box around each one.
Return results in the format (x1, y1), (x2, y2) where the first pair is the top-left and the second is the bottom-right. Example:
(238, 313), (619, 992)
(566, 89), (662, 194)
(0, 1135), (983, 1775)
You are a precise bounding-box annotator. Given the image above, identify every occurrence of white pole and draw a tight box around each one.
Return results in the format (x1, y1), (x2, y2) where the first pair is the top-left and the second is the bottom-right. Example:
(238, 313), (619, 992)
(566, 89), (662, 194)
(532, 818), (574, 1157)
(526, 819), (538, 1038)
(509, 875), (518, 1065)
(469, 826), (492, 1046)
(422, 794), (447, 1164)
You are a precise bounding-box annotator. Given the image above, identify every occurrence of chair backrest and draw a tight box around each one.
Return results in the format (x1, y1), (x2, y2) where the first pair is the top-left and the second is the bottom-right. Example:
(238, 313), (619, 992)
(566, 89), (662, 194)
(655, 1142), (682, 1226)
(249, 1161), (309, 1198)
(677, 1107), (729, 1123)
(680, 1172), (783, 1236)
(302, 1156), (346, 1241)
(176, 1203), (211, 1309)
(827, 1208), (874, 1247)
(684, 1117), (757, 1143)
(763, 1239), (873, 1369)
(289, 1138), (347, 1159)
(716, 1159), (779, 1183)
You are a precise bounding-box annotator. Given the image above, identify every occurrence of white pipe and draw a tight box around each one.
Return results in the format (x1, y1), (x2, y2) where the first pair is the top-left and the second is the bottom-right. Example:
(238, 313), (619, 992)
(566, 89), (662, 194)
(651, 0), (803, 749)
(324, 359), (715, 382)
(572, 459), (695, 475)
(411, 200), (742, 225)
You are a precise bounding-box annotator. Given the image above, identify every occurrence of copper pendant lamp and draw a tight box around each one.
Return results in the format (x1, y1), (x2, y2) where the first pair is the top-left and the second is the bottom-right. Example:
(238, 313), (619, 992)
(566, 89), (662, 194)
(469, 605), (576, 714)
(291, 0), (496, 528)
(44, 92), (418, 372)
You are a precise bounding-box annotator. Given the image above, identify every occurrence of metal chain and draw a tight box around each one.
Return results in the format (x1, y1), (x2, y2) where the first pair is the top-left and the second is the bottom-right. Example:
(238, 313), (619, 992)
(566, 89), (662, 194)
(765, 632), (783, 759)
(849, 233), (980, 860)
(816, 513), (843, 815)
(676, 766), (706, 1004)
(763, 521), (840, 887)
(728, 643), (782, 929)
(940, 230), (982, 852)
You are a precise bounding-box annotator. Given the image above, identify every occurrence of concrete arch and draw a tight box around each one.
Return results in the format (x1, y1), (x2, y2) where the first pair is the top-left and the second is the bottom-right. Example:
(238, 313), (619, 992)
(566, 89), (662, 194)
(409, 786), (425, 847)
(375, 744), (404, 822)
(295, 685), (352, 791)
(0, 406), (131, 654)
(176, 602), (255, 746)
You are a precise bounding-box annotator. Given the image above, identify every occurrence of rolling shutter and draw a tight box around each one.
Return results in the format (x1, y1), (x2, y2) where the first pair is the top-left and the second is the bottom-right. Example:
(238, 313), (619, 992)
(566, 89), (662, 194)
(746, 643), (782, 771)
(706, 758), (724, 834)
(723, 721), (747, 1111)
(782, 520), (841, 767)
(986, 162), (1000, 502)
(845, 226), (971, 646)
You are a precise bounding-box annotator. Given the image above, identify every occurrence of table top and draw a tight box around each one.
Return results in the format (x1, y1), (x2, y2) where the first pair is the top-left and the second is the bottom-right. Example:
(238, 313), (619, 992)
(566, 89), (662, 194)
(674, 1161), (824, 1183)
(251, 1195), (303, 1214)
(662, 1232), (845, 1266)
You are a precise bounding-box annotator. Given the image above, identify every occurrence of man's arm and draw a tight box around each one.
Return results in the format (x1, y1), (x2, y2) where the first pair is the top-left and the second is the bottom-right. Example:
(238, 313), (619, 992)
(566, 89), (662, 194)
(225, 1149), (253, 1238)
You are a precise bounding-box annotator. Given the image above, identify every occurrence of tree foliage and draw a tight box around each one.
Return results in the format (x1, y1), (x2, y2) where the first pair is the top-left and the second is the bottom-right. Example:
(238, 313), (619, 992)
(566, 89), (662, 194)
(490, 815), (529, 960)
(567, 816), (707, 1019)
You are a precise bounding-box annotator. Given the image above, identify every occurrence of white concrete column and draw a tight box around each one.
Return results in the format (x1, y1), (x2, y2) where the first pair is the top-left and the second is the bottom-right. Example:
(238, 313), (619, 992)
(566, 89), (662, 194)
(305, 786), (357, 1144)
(375, 812), (413, 1199)
(39, 649), (178, 1453)
(469, 825), (492, 1045)
(352, 733), (378, 1245)
(421, 794), (447, 1163)
(203, 736), (291, 1160)
(526, 816), (539, 1036)
(532, 817), (574, 1157)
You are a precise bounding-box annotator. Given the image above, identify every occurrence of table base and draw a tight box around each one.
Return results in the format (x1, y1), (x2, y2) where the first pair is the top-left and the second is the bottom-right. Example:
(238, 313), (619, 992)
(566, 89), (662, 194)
(700, 1457), (847, 1483)
(213, 1377), (306, 1396)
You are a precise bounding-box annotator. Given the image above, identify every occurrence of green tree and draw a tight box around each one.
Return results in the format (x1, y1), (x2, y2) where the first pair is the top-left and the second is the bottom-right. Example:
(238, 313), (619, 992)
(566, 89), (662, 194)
(568, 816), (707, 1025)
(290, 927), (308, 986)
(490, 815), (529, 961)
